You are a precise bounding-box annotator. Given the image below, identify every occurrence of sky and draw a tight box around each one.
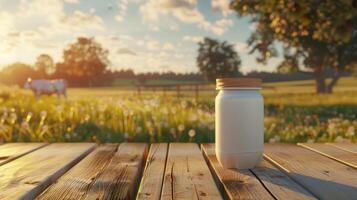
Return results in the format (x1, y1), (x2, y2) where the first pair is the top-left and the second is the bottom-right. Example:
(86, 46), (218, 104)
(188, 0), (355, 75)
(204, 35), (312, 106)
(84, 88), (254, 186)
(0, 0), (282, 73)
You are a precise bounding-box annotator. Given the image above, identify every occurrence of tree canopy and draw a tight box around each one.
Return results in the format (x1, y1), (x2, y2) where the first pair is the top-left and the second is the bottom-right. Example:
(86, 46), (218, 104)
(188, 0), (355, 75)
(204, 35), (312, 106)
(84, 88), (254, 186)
(35, 54), (54, 78)
(231, 0), (357, 93)
(196, 37), (241, 82)
(56, 37), (109, 86)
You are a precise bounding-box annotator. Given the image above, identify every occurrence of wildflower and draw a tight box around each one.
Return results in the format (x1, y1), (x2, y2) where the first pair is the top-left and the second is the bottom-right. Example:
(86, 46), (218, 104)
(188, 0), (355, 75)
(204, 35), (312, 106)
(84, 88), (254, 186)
(188, 129), (196, 138)
(40, 110), (47, 119)
(21, 121), (29, 130)
(124, 132), (129, 139)
(178, 124), (185, 132)
(334, 136), (344, 143)
(9, 113), (17, 124)
(136, 127), (143, 134)
(84, 114), (90, 122)
(346, 126), (355, 137)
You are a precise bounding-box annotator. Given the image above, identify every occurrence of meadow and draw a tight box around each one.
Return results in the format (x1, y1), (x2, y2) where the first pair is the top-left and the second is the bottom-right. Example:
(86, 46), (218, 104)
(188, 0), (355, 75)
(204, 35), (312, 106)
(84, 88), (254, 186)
(0, 77), (356, 144)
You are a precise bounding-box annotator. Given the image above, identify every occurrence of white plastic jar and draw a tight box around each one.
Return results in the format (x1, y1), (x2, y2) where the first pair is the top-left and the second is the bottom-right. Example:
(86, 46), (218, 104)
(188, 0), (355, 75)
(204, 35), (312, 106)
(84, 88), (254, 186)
(215, 78), (263, 169)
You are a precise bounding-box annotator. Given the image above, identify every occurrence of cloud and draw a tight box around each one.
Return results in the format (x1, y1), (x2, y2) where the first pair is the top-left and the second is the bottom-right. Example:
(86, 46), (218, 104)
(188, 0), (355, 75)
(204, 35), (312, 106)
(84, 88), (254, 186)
(149, 25), (160, 32)
(140, 0), (203, 24)
(146, 40), (160, 50)
(234, 42), (248, 53)
(211, 0), (231, 16)
(199, 18), (233, 35)
(182, 35), (203, 43)
(115, 0), (142, 22)
(163, 42), (174, 50)
(64, 0), (80, 4)
(169, 24), (179, 31)
(59, 10), (103, 30)
(139, 0), (232, 35)
(117, 48), (137, 56)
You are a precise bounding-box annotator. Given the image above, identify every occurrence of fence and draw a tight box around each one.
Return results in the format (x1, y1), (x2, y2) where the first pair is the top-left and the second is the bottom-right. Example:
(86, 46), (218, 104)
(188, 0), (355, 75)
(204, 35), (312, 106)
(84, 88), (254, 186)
(136, 83), (216, 100)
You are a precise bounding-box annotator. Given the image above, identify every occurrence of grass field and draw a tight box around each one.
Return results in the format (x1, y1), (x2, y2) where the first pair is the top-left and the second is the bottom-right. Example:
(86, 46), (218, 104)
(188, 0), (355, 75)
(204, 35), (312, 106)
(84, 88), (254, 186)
(0, 77), (356, 143)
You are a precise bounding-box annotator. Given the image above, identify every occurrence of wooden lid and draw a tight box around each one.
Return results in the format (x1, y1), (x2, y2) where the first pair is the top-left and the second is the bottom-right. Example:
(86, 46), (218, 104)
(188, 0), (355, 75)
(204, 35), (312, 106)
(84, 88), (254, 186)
(216, 78), (262, 89)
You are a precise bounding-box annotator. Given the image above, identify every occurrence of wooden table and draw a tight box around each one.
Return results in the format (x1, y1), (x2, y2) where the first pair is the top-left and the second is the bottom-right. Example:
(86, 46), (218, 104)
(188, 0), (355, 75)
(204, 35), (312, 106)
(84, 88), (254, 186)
(0, 143), (356, 200)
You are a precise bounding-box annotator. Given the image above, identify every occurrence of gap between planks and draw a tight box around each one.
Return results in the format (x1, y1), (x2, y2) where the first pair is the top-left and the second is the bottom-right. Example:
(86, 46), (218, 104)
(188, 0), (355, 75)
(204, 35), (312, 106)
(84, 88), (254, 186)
(0, 143), (48, 166)
(298, 143), (357, 169)
(264, 144), (357, 200)
(137, 143), (168, 200)
(0, 143), (96, 200)
(201, 144), (316, 200)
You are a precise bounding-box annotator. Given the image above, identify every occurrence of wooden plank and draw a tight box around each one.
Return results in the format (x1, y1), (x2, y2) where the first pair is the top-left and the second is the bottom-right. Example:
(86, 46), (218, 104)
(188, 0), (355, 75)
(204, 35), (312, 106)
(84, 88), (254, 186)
(326, 142), (357, 154)
(37, 144), (118, 199)
(299, 143), (357, 169)
(201, 144), (273, 200)
(137, 143), (168, 200)
(0, 143), (48, 166)
(161, 143), (222, 200)
(84, 143), (148, 200)
(251, 160), (317, 200)
(264, 144), (357, 200)
(0, 143), (95, 200)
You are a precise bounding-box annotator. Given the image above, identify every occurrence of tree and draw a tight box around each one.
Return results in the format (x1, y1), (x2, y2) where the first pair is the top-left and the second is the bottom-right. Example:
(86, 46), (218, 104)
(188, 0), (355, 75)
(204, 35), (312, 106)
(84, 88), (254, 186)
(197, 37), (241, 82)
(56, 37), (109, 86)
(0, 62), (37, 86)
(35, 54), (54, 78)
(231, 0), (357, 93)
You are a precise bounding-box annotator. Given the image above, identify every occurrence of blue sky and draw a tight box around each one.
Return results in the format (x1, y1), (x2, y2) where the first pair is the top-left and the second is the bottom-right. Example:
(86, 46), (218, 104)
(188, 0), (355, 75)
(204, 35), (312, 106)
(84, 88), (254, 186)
(0, 0), (281, 73)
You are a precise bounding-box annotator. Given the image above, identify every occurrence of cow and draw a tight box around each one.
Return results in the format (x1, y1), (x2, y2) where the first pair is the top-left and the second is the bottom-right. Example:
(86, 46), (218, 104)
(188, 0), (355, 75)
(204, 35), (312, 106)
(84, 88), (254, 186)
(24, 78), (67, 99)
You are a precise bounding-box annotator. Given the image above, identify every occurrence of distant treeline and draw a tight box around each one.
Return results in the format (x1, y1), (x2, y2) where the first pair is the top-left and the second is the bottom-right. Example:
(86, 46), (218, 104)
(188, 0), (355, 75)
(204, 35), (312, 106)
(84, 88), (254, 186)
(0, 64), (352, 88)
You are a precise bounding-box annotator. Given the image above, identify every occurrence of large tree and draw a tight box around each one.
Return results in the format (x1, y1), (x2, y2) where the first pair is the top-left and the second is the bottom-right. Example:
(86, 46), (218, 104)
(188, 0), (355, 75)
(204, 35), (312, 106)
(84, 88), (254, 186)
(56, 37), (109, 86)
(35, 54), (54, 78)
(197, 37), (241, 82)
(231, 0), (357, 93)
(0, 62), (37, 86)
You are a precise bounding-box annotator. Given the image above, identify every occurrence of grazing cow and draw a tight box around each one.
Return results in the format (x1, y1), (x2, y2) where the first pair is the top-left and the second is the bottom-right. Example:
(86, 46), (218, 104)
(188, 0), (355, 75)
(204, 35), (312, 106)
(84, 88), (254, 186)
(24, 78), (67, 99)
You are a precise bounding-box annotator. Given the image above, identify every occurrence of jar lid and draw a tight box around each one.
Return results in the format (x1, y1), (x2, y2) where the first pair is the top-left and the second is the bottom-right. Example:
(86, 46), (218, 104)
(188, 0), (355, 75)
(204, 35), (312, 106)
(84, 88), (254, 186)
(216, 78), (262, 89)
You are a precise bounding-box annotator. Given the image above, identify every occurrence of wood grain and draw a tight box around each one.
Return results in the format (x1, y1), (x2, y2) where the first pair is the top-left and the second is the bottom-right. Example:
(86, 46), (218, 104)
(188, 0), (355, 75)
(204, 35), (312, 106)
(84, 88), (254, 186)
(264, 144), (357, 200)
(201, 144), (273, 200)
(252, 160), (316, 200)
(37, 144), (118, 199)
(84, 143), (148, 200)
(161, 143), (222, 200)
(0, 143), (48, 166)
(137, 143), (168, 200)
(0, 143), (95, 200)
(299, 143), (357, 169)
(326, 142), (357, 154)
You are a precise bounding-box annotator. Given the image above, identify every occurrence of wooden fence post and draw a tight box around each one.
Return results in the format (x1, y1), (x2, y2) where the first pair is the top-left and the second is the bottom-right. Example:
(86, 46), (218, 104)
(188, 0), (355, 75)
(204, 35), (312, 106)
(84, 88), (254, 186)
(137, 86), (141, 96)
(176, 85), (181, 98)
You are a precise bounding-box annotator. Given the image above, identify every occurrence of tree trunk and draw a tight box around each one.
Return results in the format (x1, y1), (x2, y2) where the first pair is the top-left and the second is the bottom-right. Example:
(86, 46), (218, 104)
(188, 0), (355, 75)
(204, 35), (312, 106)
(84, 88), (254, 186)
(326, 69), (340, 93)
(314, 67), (326, 94)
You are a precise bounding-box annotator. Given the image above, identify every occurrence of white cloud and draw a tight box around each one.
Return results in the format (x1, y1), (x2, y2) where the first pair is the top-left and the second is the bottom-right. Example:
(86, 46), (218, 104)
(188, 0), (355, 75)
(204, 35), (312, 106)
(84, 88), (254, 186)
(163, 42), (174, 50)
(64, 0), (80, 4)
(234, 42), (248, 53)
(140, 0), (232, 35)
(146, 40), (160, 50)
(211, 0), (231, 16)
(140, 0), (203, 24)
(182, 35), (203, 43)
(60, 10), (103, 30)
(199, 18), (233, 35)
(117, 48), (137, 56)
(169, 24), (179, 31)
(150, 26), (160, 32)
(115, 0), (142, 22)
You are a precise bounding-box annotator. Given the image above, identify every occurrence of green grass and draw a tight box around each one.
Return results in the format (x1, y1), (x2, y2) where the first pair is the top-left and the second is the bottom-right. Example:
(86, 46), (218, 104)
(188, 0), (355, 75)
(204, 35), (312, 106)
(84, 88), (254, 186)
(0, 77), (356, 143)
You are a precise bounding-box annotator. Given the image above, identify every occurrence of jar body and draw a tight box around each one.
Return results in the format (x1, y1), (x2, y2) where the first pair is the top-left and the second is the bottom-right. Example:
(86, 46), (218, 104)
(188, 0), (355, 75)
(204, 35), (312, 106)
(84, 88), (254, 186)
(215, 89), (263, 169)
